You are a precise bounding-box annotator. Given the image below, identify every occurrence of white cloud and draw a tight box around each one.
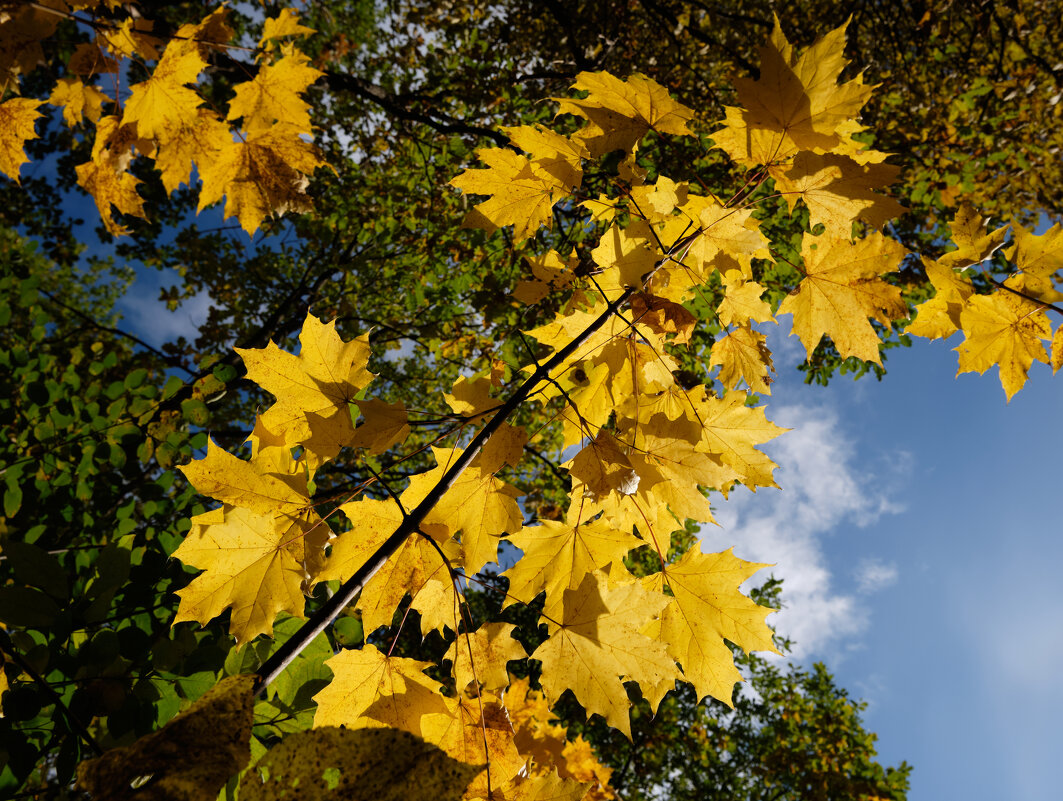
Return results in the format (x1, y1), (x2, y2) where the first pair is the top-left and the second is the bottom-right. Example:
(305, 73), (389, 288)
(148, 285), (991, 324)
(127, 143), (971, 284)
(699, 403), (902, 659)
(854, 558), (899, 593)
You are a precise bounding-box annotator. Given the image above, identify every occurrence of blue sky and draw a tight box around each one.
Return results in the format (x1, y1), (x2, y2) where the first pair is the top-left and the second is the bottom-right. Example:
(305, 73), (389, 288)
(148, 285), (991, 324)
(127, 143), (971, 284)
(700, 319), (1062, 801)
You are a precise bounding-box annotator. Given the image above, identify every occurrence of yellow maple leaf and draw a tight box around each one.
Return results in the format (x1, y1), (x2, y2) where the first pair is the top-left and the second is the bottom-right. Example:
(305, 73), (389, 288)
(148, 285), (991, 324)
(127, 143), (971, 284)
(426, 695), (526, 799)
(955, 291), (1052, 400)
(48, 77), (108, 127)
(906, 258), (976, 340)
(709, 324), (775, 395)
(778, 233), (908, 363)
(503, 124), (587, 190)
(259, 7), (316, 50)
(179, 437), (309, 516)
(172, 506), (327, 643)
(450, 147), (566, 242)
(122, 43), (206, 140)
(713, 18), (870, 165)
(313, 646), (454, 736)
(0, 98), (42, 182)
(940, 203), (1009, 268)
(316, 497), (403, 584)
(555, 72), (694, 157)
(448, 623), (527, 693)
(172, 5), (234, 60)
(626, 416), (732, 526)
(350, 398), (411, 454)
(775, 153), (903, 238)
(514, 250), (579, 305)
(75, 151), (146, 237)
(227, 51), (322, 134)
(533, 572), (678, 737)
(482, 770), (594, 801)
(408, 447), (523, 574)
(154, 108), (232, 193)
(591, 220), (660, 288)
(694, 389), (786, 492)
(198, 122), (327, 234)
(642, 545), (777, 705)
(628, 292), (696, 344)
(236, 311), (372, 459)
(716, 273), (773, 326)
(1007, 222), (1063, 303)
(503, 518), (643, 618)
(99, 17), (161, 61)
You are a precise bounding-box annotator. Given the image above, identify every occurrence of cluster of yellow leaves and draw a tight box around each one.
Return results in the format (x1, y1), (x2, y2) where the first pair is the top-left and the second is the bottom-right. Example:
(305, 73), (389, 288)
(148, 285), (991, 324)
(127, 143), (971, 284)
(0, 3), (325, 235)
(143, 13), (1056, 801)
(907, 205), (1063, 398)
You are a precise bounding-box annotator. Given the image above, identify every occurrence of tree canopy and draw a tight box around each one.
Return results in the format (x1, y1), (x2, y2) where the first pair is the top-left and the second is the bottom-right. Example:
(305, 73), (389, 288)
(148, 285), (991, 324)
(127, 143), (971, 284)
(0, 1), (1058, 799)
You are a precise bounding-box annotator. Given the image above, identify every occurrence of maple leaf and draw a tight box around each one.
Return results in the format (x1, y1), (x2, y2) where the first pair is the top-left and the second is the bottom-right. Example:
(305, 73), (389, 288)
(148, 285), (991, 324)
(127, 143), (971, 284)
(407, 447), (523, 574)
(240, 728), (480, 801)
(448, 623), (527, 693)
(0, 3), (61, 89)
(227, 51), (322, 134)
(514, 250), (580, 304)
(629, 292), (696, 344)
(47, 77), (108, 127)
(77, 675), (253, 801)
(503, 124), (587, 190)
(955, 291), (1052, 400)
(555, 72), (694, 157)
(709, 324), (775, 395)
(198, 122), (327, 234)
(694, 389), (786, 492)
(426, 695), (526, 798)
(715, 274), (773, 327)
(0, 98), (42, 182)
(940, 203), (1009, 268)
(154, 108), (231, 193)
(236, 311), (373, 464)
(484, 770), (592, 801)
(75, 155), (147, 237)
(313, 645), (454, 737)
(906, 258), (976, 340)
(591, 220), (660, 288)
(775, 153), (903, 238)
(503, 518), (643, 617)
(641, 546), (777, 705)
(179, 437), (309, 516)
(778, 233), (908, 363)
(567, 431), (642, 500)
(315, 497), (402, 585)
(122, 43), (206, 140)
(1007, 222), (1063, 303)
(630, 176), (687, 221)
(713, 18), (870, 165)
(533, 572), (678, 737)
(450, 147), (566, 242)
(66, 42), (119, 77)
(259, 8), (316, 50)
(350, 398), (411, 454)
(173, 506), (328, 643)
